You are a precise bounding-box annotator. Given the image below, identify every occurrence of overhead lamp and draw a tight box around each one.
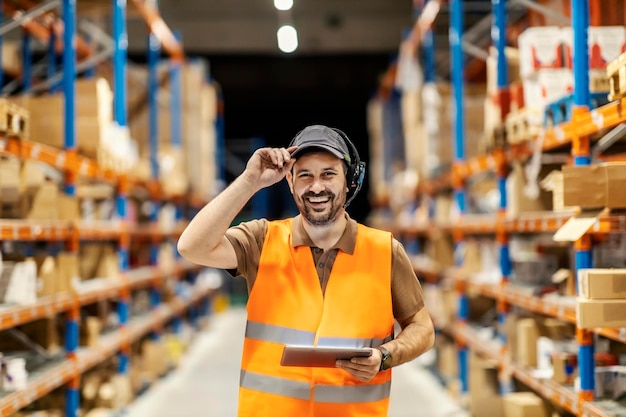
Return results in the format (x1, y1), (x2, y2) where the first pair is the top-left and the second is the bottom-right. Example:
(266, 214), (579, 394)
(277, 25), (298, 53)
(274, 0), (293, 11)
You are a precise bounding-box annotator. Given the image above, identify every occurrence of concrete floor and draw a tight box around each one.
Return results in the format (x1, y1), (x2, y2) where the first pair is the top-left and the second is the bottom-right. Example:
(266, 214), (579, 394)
(125, 307), (467, 417)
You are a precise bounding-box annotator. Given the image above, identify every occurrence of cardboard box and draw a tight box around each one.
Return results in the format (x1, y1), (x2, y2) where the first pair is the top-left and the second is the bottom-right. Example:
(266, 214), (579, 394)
(552, 352), (578, 385)
(517, 318), (540, 367)
(518, 27), (565, 77)
(540, 170), (576, 212)
(578, 269), (626, 299)
(577, 298), (626, 329)
(552, 269), (576, 297)
(562, 26), (626, 70)
(506, 161), (553, 219)
(522, 69), (573, 110)
(469, 354), (502, 417)
(562, 163), (626, 209)
(503, 392), (549, 417)
(80, 316), (101, 347)
(10, 78), (113, 157)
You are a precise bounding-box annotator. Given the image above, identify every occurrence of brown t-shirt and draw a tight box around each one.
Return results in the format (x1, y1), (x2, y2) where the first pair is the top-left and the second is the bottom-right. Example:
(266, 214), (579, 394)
(225, 214), (425, 321)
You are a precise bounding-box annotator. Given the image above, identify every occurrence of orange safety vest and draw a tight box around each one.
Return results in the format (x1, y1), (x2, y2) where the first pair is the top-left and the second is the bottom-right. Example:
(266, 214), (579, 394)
(238, 218), (394, 417)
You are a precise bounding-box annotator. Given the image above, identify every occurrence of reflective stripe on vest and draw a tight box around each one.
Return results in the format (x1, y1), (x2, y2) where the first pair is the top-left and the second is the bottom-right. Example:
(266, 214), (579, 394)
(245, 320), (394, 348)
(241, 370), (392, 403)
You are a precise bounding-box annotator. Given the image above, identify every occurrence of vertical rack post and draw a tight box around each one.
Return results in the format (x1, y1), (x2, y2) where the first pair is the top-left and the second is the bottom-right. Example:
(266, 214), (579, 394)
(215, 86), (226, 195)
(62, 0), (79, 416)
(148, 28), (162, 339)
(170, 30), (182, 149)
(113, 0), (128, 128)
(571, 0), (594, 404)
(170, 30), (186, 333)
(492, 0), (512, 395)
(450, 0), (468, 395)
(84, 33), (96, 78)
(21, 30), (32, 92)
(113, 0), (130, 377)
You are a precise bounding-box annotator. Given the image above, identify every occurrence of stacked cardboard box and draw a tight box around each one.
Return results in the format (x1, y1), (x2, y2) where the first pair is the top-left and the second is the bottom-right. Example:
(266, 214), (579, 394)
(503, 392), (549, 417)
(577, 269), (626, 329)
(10, 78), (116, 159)
(127, 61), (218, 201)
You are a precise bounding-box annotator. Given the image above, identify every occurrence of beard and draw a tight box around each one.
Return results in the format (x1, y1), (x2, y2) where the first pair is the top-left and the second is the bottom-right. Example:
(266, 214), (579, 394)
(297, 190), (345, 226)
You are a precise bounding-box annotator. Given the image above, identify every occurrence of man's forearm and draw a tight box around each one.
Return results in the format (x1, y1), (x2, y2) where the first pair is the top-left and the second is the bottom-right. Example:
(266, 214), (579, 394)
(384, 311), (435, 368)
(178, 173), (258, 256)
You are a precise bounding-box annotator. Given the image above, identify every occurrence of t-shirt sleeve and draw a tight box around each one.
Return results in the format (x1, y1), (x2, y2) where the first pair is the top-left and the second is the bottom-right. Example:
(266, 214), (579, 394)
(391, 238), (425, 320)
(224, 219), (268, 279)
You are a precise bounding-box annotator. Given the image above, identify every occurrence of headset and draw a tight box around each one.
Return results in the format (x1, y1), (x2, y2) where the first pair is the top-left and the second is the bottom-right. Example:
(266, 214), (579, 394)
(331, 128), (366, 208)
(288, 127), (365, 209)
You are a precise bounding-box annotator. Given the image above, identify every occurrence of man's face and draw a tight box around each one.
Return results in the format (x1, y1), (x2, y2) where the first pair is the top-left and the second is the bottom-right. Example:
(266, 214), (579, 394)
(287, 151), (347, 226)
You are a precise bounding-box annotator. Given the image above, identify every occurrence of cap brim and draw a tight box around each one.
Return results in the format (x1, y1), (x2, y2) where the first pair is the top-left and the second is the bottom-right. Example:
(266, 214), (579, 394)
(291, 144), (345, 160)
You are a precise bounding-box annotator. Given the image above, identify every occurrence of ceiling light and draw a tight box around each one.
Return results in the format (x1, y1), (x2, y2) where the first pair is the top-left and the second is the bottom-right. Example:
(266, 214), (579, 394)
(277, 25), (298, 53)
(274, 0), (293, 11)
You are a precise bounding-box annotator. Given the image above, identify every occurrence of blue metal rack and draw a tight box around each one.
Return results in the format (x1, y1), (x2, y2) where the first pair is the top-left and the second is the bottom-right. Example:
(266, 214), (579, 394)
(0, 2), (220, 416)
(112, 0), (131, 386)
(410, 0), (604, 412)
(148, 27), (162, 341)
(570, 0), (595, 405)
(61, 0), (79, 415)
(449, 0), (469, 395)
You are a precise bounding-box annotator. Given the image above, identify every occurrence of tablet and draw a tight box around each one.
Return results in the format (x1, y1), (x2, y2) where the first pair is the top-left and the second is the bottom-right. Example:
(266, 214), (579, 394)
(280, 345), (372, 367)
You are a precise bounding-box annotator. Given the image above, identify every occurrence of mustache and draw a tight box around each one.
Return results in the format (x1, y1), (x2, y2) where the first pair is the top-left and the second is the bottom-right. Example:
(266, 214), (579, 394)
(302, 191), (334, 199)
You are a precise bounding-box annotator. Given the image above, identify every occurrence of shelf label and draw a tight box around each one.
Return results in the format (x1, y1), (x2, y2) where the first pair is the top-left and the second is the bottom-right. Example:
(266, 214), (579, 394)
(56, 152), (65, 168)
(554, 127), (566, 142)
(591, 110), (604, 130)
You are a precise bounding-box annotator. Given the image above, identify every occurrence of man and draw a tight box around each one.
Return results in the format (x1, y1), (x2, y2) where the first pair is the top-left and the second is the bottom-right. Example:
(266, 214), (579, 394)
(177, 124), (434, 417)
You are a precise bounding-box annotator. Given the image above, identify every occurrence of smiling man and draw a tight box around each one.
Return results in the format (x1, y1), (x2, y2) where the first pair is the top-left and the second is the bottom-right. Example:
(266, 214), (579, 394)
(177, 124), (435, 417)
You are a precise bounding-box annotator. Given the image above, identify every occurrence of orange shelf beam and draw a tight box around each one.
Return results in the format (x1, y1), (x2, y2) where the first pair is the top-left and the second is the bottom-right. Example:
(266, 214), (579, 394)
(130, 0), (184, 62)
(447, 97), (626, 184)
(0, 219), (193, 242)
(0, 220), (71, 241)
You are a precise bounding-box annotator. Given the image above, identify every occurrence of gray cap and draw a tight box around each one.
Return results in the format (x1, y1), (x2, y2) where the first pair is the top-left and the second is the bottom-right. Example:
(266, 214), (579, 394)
(290, 125), (351, 163)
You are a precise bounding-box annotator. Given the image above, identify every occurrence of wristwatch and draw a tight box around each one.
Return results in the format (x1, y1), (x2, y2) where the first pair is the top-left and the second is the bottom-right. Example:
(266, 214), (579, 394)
(377, 346), (392, 371)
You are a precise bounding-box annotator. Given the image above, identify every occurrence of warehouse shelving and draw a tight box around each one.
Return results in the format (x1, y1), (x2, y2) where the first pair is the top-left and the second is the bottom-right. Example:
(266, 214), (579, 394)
(447, 322), (625, 417)
(377, 0), (626, 416)
(0, 1), (218, 416)
(0, 280), (214, 417)
(0, 261), (201, 332)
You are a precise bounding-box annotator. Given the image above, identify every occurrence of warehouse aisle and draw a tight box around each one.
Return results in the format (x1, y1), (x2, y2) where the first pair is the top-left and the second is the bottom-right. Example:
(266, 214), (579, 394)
(125, 307), (466, 417)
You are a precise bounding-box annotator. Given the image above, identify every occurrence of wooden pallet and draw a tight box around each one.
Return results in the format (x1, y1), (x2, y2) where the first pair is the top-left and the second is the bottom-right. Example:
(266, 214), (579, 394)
(504, 108), (542, 144)
(0, 98), (30, 139)
(607, 51), (626, 102)
(590, 70), (610, 93)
